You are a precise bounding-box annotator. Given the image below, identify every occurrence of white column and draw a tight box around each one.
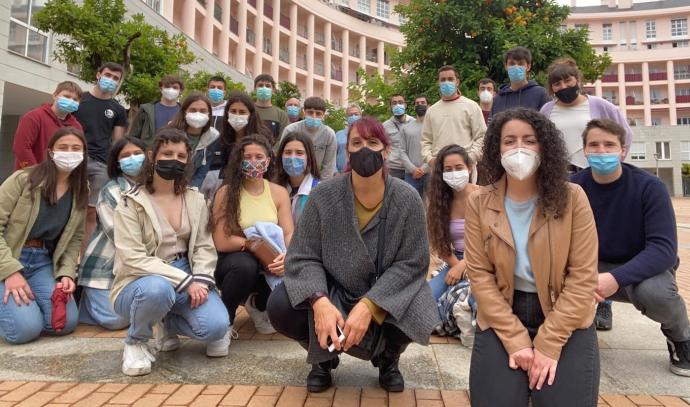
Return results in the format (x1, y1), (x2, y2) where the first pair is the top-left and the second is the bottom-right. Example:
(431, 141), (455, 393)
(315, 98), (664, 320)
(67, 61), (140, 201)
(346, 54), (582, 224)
(341, 29), (350, 105)
(306, 14), (315, 96)
(642, 62), (651, 126)
(219, 0), (230, 63)
(324, 22), (332, 101)
(202, 0), (214, 51)
(162, 0), (174, 22)
(182, 0), (196, 35)
(594, 79), (603, 97)
(237, 0), (248, 73)
(289, 4), (297, 83)
(270, 0), (281, 80)
(667, 60), (677, 126)
(254, 0), (265, 75)
(377, 40), (385, 75)
(617, 63), (627, 119)
(359, 35), (366, 71)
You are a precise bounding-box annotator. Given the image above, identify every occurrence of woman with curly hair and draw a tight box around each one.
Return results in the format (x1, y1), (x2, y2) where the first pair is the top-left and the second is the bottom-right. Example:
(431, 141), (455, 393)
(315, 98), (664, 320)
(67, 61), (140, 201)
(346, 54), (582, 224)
(465, 108), (600, 406)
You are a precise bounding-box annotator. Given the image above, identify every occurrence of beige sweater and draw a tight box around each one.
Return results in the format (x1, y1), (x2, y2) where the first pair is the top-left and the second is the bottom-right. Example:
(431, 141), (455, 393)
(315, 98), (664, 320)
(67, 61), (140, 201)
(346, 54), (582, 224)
(421, 96), (487, 164)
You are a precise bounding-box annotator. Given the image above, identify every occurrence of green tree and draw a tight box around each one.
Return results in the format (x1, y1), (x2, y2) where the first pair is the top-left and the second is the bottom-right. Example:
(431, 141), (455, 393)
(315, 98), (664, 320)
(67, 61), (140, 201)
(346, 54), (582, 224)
(182, 71), (246, 97)
(348, 68), (395, 122)
(392, 0), (611, 103)
(32, 0), (196, 107)
(324, 102), (346, 133)
(273, 81), (302, 109)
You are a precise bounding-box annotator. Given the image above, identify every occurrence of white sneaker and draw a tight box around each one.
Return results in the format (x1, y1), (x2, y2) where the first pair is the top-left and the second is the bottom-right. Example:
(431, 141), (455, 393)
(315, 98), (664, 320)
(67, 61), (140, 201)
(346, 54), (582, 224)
(245, 294), (276, 334)
(206, 325), (238, 357)
(122, 342), (156, 376)
(154, 320), (181, 352)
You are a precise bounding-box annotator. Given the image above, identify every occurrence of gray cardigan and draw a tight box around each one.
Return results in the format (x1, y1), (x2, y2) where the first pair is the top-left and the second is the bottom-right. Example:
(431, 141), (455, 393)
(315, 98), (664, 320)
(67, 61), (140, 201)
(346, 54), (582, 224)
(284, 174), (439, 363)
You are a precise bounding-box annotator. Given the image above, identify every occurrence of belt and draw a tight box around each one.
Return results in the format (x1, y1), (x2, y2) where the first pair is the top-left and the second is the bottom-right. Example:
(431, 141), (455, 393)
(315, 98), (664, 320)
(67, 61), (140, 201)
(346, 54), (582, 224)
(24, 239), (44, 248)
(164, 252), (187, 264)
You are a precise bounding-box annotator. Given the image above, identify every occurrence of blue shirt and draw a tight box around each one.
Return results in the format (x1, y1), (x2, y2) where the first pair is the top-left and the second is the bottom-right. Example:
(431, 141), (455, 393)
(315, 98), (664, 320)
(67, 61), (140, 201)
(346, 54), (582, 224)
(505, 196), (538, 293)
(335, 128), (348, 173)
(154, 102), (180, 130)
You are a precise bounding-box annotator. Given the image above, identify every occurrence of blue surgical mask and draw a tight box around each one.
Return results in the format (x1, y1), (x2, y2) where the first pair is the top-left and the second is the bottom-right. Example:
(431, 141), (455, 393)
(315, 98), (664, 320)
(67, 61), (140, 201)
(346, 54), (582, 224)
(286, 105), (301, 118)
(98, 77), (118, 93)
(282, 156), (306, 177)
(439, 81), (457, 97)
(56, 97), (79, 113)
(392, 104), (406, 117)
(587, 153), (621, 175)
(256, 87), (273, 101)
(305, 116), (322, 129)
(507, 65), (527, 83)
(347, 115), (361, 126)
(119, 154), (145, 177)
(208, 88), (224, 103)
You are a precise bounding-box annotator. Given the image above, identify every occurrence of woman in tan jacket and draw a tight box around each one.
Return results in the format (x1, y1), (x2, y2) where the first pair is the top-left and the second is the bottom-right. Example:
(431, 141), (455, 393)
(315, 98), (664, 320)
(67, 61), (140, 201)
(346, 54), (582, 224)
(465, 108), (599, 406)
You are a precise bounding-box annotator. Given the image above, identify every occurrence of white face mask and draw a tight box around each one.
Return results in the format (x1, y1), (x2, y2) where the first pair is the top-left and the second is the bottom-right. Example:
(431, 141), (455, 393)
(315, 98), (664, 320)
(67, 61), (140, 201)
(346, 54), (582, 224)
(228, 113), (249, 131)
(161, 87), (180, 101)
(442, 170), (470, 191)
(185, 112), (209, 129)
(501, 148), (541, 181)
(52, 151), (84, 172)
(479, 90), (493, 104)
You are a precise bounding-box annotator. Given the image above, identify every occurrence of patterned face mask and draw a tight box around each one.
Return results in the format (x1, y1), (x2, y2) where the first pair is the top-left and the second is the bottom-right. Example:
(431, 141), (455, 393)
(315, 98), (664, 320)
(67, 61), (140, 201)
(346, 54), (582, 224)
(241, 158), (269, 179)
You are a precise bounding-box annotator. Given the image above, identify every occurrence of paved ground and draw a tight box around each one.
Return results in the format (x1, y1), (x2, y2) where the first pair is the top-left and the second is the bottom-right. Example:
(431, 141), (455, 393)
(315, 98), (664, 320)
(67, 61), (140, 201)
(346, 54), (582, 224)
(0, 199), (689, 406)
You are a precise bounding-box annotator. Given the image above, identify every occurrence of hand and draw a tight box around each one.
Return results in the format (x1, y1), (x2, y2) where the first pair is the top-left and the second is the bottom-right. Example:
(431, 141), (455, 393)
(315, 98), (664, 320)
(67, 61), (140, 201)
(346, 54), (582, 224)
(413, 168), (424, 179)
(313, 297), (346, 351)
(509, 347), (534, 371)
(57, 277), (76, 294)
(594, 272), (619, 302)
(267, 253), (286, 277)
(429, 158), (436, 168)
(343, 301), (372, 351)
(186, 282), (209, 309)
(444, 260), (466, 286)
(2, 271), (34, 305)
(529, 348), (558, 390)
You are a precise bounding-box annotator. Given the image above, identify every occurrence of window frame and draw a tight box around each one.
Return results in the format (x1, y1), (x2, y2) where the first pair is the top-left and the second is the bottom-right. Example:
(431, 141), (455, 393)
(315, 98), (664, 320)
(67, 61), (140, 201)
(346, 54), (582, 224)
(630, 142), (646, 160)
(680, 141), (690, 160)
(8, 0), (51, 64)
(671, 18), (688, 37)
(646, 20), (656, 39)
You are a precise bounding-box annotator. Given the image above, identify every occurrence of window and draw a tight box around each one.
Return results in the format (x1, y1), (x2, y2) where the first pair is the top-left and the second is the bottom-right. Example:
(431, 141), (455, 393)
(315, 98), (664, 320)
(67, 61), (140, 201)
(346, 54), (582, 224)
(651, 118), (662, 126)
(677, 88), (690, 96)
(398, 14), (406, 25)
(671, 18), (688, 37)
(619, 21), (627, 45)
(145, 0), (162, 12)
(681, 141), (690, 160)
(673, 41), (689, 48)
(357, 0), (369, 13)
(675, 65), (690, 79)
(9, 0), (50, 63)
(376, 0), (389, 19)
(629, 21), (637, 46)
(630, 142), (646, 160)
(646, 20), (656, 39)
(647, 43), (657, 50)
(603, 23), (612, 41)
(679, 117), (690, 125)
(655, 141), (671, 160)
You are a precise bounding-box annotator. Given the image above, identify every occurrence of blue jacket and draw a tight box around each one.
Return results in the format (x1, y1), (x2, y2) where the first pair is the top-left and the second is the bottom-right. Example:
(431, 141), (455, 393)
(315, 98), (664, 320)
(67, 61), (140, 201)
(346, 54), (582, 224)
(490, 80), (550, 119)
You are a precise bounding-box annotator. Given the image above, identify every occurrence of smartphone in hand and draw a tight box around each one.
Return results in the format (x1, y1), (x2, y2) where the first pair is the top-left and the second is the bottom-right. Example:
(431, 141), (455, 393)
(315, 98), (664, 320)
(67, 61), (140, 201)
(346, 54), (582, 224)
(327, 325), (346, 352)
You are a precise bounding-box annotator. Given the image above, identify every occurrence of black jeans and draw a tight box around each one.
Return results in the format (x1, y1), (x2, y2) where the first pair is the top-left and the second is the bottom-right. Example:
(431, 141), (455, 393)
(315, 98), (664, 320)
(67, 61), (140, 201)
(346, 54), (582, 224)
(469, 291), (600, 407)
(214, 251), (271, 324)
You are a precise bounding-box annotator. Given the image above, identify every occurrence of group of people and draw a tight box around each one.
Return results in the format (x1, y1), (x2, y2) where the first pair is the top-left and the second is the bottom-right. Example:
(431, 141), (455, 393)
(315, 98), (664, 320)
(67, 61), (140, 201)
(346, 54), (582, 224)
(0, 45), (688, 407)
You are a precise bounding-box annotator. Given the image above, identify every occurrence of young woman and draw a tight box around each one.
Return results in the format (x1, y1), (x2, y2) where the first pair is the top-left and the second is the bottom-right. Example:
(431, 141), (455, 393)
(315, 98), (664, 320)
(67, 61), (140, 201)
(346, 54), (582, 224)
(426, 144), (479, 305)
(274, 132), (321, 224)
(78, 137), (147, 330)
(211, 134), (293, 337)
(266, 117), (438, 393)
(0, 127), (88, 344)
(166, 92), (219, 188)
(466, 108), (599, 406)
(539, 58), (632, 172)
(111, 128), (230, 377)
(202, 91), (271, 198)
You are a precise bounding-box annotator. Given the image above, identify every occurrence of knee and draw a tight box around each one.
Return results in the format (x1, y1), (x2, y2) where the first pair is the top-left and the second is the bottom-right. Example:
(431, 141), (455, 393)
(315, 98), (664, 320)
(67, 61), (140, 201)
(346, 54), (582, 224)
(632, 273), (679, 307)
(1, 308), (44, 344)
(135, 277), (176, 309)
(266, 284), (298, 336)
(217, 252), (260, 278)
(100, 315), (130, 331)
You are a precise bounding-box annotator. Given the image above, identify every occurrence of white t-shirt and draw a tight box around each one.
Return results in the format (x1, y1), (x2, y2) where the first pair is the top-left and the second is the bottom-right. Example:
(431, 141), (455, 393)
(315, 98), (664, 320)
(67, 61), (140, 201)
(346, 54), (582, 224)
(550, 100), (591, 168)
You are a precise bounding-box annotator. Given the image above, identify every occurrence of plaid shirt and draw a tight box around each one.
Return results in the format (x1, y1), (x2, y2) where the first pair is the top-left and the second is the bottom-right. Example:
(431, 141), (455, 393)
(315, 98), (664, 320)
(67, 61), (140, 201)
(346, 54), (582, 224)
(78, 177), (131, 289)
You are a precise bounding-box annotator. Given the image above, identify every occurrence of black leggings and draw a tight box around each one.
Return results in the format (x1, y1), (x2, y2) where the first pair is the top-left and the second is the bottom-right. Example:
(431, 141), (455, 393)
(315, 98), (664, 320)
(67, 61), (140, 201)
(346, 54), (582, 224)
(469, 291), (600, 407)
(214, 251), (271, 324)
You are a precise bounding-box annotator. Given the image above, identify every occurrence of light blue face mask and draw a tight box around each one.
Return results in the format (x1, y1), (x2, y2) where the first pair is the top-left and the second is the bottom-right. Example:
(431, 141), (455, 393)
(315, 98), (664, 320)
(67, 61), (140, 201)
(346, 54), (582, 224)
(439, 81), (457, 97)
(287, 105), (301, 118)
(282, 156), (306, 177)
(98, 77), (118, 93)
(507, 65), (527, 83)
(119, 154), (145, 177)
(587, 153), (621, 175)
(392, 104), (406, 116)
(256, 87), (273, 101)
(56, 97), (79, 113)
(305, 116), (322, 129)
(208, 88), (224, 103)
(347, 114), (361, 126)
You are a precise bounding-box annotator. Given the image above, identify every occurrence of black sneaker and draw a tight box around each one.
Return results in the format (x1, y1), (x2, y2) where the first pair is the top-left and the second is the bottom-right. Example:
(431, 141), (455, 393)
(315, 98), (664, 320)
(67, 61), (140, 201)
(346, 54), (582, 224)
(595, 302), (612, 331)
(667, 339), (690, 377)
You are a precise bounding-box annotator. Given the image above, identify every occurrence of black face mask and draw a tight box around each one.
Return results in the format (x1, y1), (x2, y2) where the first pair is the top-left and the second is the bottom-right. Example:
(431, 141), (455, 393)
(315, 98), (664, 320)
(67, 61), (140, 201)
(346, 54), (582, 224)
(349, 147), (384, 178)
(555, 85), (580, 104)
(155, 159), (186, 181)
(414, 104), (427, 117)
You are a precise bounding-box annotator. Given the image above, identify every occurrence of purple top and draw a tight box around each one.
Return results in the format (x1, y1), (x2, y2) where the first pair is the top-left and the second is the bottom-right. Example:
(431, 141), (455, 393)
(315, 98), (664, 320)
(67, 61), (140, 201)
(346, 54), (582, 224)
(450, 218), (465, 252)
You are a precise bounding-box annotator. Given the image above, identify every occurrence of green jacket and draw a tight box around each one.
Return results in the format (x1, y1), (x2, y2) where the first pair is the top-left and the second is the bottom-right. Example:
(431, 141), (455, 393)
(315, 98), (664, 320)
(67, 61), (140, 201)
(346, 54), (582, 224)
(0, 170), (86, 282)
(128, 102), (156, 145)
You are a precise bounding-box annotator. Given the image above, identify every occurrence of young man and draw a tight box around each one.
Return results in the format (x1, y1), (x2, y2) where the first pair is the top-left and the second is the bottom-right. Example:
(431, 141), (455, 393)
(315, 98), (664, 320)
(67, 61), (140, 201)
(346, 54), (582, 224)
(571, 118), (690, 377)
(421, 65), (486, 169)
(334, 104), (361, 174)
(73, 62), (128, 249)
(399, 95), (429, 197)
(382, 94), (415, 180)
(477, 78), (496, 124)
(254, 74), (288, 144)
(12, 81), (83, 170)
(490, 46), (549, 118)
(285, 97), (301, 124)
(207, 76), (227, 134)
(280, 96), (336, 179)
(127, 74), (183, 145)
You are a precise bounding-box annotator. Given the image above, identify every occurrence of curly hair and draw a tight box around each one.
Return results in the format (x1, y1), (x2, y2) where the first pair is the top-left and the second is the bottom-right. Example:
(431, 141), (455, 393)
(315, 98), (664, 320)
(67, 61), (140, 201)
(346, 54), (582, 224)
(478, 108), (570, 218)
(212, 133), (274, 235)
(138, 128), (192, 195)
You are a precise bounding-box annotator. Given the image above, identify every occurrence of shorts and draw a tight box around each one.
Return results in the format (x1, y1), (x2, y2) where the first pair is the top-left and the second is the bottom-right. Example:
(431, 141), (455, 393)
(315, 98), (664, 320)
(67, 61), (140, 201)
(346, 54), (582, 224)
(87, 160), (109, 207)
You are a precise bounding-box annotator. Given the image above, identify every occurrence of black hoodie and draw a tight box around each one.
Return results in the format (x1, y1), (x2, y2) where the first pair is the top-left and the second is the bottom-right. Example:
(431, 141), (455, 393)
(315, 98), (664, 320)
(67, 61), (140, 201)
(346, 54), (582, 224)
(490, 80), (550, 119)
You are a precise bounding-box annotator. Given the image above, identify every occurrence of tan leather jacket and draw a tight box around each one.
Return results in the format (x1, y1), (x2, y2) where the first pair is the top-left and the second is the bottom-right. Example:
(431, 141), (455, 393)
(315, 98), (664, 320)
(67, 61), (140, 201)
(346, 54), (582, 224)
(465, 176), (598, 360)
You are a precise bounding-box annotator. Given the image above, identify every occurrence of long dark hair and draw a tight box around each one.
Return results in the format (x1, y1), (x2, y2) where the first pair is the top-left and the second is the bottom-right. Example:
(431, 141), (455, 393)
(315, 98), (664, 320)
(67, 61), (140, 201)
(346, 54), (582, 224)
(139, 128), (192, 195)
(273, 132), (321, 187)
(222, 91), (270, 145)
(212, 133), (274, 235)
(168, 91), (213, 135)
(427, 145), (471, 258)
(479, 108), (570, 217)
(29, 127), (88, 209)
(106, 137), (147, 179)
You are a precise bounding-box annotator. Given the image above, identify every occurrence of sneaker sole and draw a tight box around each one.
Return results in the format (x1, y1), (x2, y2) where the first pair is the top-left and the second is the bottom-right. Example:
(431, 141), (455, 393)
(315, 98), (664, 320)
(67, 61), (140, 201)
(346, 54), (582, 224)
(206, 348), (229, 358)
(670, 365), (690, 377)
(379, 380), (404, 393)
(122, 365), (151, 376)
(595, 322), (612, 331)
(255, 327), (277, 335)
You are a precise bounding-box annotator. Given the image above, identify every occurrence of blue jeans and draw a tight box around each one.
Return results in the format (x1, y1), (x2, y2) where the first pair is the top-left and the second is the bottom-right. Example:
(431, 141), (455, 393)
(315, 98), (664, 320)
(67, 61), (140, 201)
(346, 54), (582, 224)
(113, 257), (229, 345)
(0, 248), (78, 344)
(429, 251), (464, 301)
(404, 173), (428, 198)
(79, 287), (129, 330)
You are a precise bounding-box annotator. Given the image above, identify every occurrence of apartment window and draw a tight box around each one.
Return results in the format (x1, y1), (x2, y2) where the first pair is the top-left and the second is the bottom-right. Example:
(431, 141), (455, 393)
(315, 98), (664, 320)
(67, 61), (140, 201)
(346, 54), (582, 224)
(213, 2), (222, 20)
(9, 0), (50, 63)
(619, 21), (627, 45)
(630, 142), (646, 160)
(673, 40), (689, 48)
(646, 20), (656, 39)
(629, 21), (637, 46)
(672, 18), (688, 37)
(376, 0), (389, 19)
(655, 141), (671, 160)
(647, 43), (657, 50)
(651, 118), (662, 126)
(675, 65), (690, 79)
(357, 0), (369, 14)
(145, 0), (162, 13)
(681, 141), (690, 160)
(678, 88), (690, 96)
(602, 23), (612, 41)
(399, 14), (406, 25)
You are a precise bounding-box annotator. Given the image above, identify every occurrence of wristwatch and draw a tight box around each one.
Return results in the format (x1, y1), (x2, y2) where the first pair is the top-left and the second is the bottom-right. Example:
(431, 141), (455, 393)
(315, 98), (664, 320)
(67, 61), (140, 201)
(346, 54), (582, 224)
(308, 291), (328, 307)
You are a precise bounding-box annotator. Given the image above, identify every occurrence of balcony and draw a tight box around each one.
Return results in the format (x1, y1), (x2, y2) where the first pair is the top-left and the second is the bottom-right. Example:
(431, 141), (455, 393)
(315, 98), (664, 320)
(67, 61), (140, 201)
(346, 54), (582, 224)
(649, 72), (667, 81)
(279, 47), (289, 63)
(230, 17), (238, 35)
(331, 69), (343, 81)
(280, 14), (290, 29)
(602, 74), (618, 82)
(248, 0), (256, 8)
(625, 73), (643, 82)
(247, 29), (255, 46)
(625, 96), (643, 105)
(675, 70), (690, 80)
(366, 51), (377, 62)
(332, 37), (343, 52)
(677, 95), (690, 103)
(315, 32), (325, 46)
(214, 3), (222, 21)
(264, 3), (273, 18)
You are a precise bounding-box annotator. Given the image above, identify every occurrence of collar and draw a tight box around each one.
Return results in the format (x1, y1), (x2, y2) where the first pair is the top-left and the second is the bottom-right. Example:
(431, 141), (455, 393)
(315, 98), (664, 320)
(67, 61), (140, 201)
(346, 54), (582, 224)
(442, 94), (461, 102)
(486, 175), (548, 240)
(292, 174), (315, 196)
